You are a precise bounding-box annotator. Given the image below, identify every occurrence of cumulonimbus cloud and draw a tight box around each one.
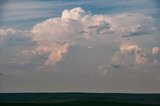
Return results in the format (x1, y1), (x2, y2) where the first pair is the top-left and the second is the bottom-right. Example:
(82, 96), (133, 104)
(0, 7), (158, 70)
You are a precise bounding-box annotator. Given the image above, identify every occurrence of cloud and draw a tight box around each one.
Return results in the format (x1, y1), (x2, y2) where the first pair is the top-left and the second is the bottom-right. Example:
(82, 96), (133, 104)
(112, 43), (141, 65)
(108, 14), (155, 37)
(0, 29), (31, 44)
(135, 51), (148, 65)
(119, 43), (148, 65)
(111, 43), (160, 66)
(0, 28), (33, 64)
(152, 47), (160, 64)
(152, 47), (160, 55)
(61, 7), (90, 20)
(30, 7), (156, 67)
(0, 28), (16, 36)
(32, 7), (155, 40)
(31, 7), (113, 40)
(95, 64), (108, 78)
(112, 43), (145, 65)
(0, 7), (158, 70)
(119, 43), (139, 54)
(43, 42), (69, 66)
(123, 24), (151, 37)
(98, 65), (107, 74)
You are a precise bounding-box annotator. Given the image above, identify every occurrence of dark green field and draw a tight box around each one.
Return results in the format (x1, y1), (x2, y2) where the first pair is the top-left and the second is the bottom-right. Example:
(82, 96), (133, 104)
(0, 93), (160, 106)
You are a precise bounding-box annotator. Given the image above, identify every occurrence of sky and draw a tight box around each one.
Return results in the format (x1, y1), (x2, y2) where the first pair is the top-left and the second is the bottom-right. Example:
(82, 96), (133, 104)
(0, 0), (160, 93)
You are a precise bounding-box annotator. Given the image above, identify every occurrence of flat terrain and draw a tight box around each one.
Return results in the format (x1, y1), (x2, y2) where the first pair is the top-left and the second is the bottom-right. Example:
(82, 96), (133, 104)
(0, 93), (160, 106)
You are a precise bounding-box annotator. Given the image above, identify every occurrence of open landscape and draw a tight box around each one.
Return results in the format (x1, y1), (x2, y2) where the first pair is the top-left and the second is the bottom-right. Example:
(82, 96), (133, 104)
(1, 93), (160, 106)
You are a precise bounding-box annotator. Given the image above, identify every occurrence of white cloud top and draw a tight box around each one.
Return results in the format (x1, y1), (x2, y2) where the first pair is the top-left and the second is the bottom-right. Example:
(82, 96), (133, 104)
(61, 7), (90, 20)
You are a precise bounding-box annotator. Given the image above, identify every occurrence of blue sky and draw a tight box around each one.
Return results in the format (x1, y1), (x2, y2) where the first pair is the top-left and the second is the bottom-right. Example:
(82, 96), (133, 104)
(0, 0), (159, 29)
(0, 0), (160, 93)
